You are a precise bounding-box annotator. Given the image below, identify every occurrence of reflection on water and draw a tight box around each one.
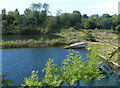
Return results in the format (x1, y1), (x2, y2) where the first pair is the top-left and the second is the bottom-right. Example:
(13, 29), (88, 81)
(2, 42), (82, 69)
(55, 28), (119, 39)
(2, 34), (63, 42)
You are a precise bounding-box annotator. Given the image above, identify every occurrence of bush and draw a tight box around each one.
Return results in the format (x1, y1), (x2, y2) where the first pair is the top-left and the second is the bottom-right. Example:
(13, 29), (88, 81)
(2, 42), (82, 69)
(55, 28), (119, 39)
(84, 30), (96, 42)
(116, 25), (120, 33)
(23, 50), (104, 87)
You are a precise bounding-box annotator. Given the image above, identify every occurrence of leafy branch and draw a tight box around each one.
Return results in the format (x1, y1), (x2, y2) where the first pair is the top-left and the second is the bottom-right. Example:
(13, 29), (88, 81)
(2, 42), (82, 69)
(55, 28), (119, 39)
(23, 50), (105, 87)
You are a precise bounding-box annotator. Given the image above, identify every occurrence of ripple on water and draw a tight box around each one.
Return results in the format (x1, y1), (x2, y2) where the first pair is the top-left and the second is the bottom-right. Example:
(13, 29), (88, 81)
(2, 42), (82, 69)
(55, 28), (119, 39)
(2, 47), (118, 86)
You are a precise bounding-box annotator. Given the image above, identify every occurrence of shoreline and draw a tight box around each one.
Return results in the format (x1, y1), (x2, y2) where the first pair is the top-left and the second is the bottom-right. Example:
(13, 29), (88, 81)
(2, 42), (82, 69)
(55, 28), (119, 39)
(1, 40), (120, 74)
(1, 29), (119, 73)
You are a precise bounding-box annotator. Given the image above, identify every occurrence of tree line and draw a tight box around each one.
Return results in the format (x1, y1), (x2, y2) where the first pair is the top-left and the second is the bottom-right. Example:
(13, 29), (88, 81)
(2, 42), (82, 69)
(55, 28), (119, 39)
(1, 3), (120, 34)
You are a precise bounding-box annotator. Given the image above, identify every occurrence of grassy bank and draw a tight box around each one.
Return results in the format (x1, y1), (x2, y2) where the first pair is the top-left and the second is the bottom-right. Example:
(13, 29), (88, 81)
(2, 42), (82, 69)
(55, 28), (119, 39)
(1, 38), (82, 48)
(58, 28), (119, 70)
(1, 28), (120, 73)
(85, 29), (119, 71)
(1, 28), (119, 70)
(1, 28), (88, 48)
(87, 43), (119, 69)
(1, 28), (118, 49)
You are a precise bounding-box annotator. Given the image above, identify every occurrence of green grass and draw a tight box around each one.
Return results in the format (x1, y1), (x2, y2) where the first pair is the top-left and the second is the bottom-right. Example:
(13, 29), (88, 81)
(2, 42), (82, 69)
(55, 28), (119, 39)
(85, 29), (119, 66)
(1, 38), (82, 48)
(1, 28), (119, 65)
(87, 43), (118, 62)
(91, 29), (118, 45)
(1, 28), (119, 70)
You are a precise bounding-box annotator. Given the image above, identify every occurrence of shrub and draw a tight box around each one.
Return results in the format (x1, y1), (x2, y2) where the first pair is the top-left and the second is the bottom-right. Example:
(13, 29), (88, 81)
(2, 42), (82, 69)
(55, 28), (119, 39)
(23, 50), (104, 87)
(116, 25), (120, 33)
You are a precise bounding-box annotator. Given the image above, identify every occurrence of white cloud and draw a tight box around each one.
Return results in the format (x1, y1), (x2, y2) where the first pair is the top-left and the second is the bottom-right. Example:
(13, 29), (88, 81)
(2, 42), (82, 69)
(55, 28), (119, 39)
(86, 1), (118, 15)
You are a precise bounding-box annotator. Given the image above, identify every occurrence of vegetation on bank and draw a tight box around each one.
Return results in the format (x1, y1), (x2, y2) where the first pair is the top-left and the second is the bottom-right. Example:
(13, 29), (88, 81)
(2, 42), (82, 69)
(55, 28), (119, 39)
(1, 28), (118, 48)
(1, 2), (119, 67)
(1, 28), (119, 70)
(1, 38), (70, 48)
(1, 2), (120, 87)
(86, 29), (119, 69)
(0, 28), (87, 48)
(1, 2), (119, 34)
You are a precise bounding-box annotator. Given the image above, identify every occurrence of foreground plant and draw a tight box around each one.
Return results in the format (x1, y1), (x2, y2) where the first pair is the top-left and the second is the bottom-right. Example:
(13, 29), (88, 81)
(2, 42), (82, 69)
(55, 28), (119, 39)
(23, 50), (105, 87)
(22, 71), (42, 87)
(0, 74), (14, 87)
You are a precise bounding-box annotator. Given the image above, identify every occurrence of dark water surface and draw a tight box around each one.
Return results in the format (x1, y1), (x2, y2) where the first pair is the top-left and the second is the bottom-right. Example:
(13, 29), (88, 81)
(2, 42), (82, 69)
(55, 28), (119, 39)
(2, 34), (62, 42)
(2, 47), (119, 86)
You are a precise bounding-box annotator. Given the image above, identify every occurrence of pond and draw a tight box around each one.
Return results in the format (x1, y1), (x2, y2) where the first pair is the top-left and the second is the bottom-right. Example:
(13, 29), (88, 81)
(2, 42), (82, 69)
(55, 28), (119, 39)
(2, 47), (119, 86)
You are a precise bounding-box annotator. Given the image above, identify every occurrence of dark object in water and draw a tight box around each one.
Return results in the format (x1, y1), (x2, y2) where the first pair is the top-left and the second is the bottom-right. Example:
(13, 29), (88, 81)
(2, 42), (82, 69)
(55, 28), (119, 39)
(110, 72), (114, 75)
(103, 65), (110, 70)
(98, 68), (108, 75)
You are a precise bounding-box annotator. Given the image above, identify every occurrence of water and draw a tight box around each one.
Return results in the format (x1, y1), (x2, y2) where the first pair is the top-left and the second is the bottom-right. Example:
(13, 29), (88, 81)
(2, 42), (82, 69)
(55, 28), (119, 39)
(2, 47), (119, 86)
(2, 47), (87, 86)
(2, 34), (62, 42)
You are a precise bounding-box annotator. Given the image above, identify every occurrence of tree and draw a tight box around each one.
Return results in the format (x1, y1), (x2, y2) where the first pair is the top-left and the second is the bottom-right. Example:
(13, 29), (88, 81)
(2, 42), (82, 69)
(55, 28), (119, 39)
(116, 25), (120, 32)
(29, 3), (42, 11)
(15, 8), (19, 15)
(42, 3), (50, 16)
(2, 8), (7, 20)
(100, 18), (112, 29)
(70, 11), (82, 28)
(1, 3), (119, 34)
(99, 14), (112, 29)
(7, 11), (15, 24)
(111, 14), (118, 30)
(91, 14), (99, 19)
(45, 17), (58, 33)
(91, 14), (100, 29)
(102, 14), (111, 18)
(56, 9), (62, 16)
(59, 13), (71, 28)
(84, 17), (96, 29)
(118, 15), (120, 25)
(43, 3), (49, 11)
(82, 14), (88, 19)
(56, 9), (62, 28)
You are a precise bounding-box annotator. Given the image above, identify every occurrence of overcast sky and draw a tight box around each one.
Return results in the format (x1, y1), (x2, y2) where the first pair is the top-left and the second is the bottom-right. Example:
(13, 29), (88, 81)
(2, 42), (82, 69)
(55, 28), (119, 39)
(0, 0), (119, 16)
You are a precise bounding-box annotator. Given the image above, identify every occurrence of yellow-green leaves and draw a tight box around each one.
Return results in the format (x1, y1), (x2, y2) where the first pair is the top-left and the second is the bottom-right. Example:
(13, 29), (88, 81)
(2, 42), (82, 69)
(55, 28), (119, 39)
(42, 58), (62, 87)
(23, 71), (42, 87)
(23, 50), (105, 87)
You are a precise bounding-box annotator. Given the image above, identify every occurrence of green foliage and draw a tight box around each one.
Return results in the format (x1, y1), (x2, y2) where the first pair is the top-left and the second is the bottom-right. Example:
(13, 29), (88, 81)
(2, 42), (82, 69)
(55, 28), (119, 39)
(45, 17), (58, 33)
(42, 59), (62, 87)
(61, 50), (104, 85)
(30, 3), (42, 11)
(70, 11), (81, 27)
(0, 74), (14, 87)
(84, 30), (96, 42)
(84, 17), (96, 29)
(116, 25), (120, 32)
(23, 50), (104, 87)
(82, 14), (88, 19)
(59, 13), (71, 28)
(1, 3), (118, 34)
(19, 26), (41, 34)
(22, 71), (42, 86)
(99, 14), (112, 29)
